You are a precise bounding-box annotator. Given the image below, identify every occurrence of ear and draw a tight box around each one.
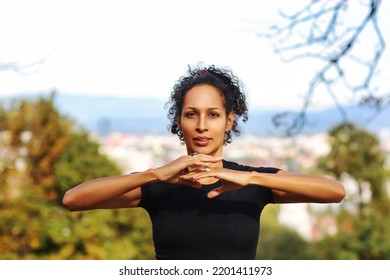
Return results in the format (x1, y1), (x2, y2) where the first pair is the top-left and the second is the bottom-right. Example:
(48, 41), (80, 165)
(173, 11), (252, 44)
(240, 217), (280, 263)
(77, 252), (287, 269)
(225, 112), (235, 131)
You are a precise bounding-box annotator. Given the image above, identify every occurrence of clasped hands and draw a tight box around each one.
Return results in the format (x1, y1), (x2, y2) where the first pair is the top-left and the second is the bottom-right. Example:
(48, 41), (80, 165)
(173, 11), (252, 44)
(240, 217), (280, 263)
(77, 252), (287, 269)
(155, 153), (251, 198)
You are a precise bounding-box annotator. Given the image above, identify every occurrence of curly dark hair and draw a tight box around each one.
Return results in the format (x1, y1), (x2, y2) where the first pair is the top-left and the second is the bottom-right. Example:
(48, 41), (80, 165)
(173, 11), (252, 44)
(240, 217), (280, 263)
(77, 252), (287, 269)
(166, 64), (249, 145)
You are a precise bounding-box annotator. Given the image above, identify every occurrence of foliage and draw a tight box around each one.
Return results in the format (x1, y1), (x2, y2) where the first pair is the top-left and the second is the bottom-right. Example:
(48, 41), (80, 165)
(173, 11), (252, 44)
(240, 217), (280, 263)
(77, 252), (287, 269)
(314, 121), (390, 259)
(1, 92), (73, 199)
(54, 130), (120, 202)
(259, 0), (390, 256)
(258, 121), (390, 260)
(257, 205), (312, 259)
(312, 205), (390, 259)
(0, 94), (154, 259)
(318, 122), (389, 214)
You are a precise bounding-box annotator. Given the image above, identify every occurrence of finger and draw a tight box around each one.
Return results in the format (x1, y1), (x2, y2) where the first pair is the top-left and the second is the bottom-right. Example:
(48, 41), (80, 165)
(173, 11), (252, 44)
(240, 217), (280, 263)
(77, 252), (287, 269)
(179, 173), (204, 182)
(207, 187), (226, 199)
(189, 154), (223, 163)
(187, 182), (202, 189)
(178, 177), (202, 189)
(186, 181), (202, 189)
(188, 161), (211, 168)
(180, 167), (215, 180)
(202, 156), (223, 163)
(190, 170), (219, 180)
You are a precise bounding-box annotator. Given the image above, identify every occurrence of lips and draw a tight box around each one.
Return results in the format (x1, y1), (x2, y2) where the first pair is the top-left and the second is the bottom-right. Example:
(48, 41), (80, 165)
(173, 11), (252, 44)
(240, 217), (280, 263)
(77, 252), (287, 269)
(193, 136), (212, 146)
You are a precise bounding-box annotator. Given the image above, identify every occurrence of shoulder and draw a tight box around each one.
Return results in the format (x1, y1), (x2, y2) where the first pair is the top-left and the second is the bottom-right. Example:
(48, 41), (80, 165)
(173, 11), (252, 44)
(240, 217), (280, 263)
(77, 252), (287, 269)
(223, 159), (280, 174)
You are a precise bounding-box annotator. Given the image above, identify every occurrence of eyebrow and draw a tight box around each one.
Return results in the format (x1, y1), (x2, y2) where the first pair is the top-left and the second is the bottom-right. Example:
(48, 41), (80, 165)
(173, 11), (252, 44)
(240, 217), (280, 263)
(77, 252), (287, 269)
(183, 107), (223, 111)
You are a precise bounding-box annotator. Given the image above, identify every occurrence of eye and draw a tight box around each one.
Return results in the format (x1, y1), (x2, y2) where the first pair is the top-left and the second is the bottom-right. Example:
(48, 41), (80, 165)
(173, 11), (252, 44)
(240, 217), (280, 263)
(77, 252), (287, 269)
(184, 111), (197, 118)
(209, 111), (220, 118)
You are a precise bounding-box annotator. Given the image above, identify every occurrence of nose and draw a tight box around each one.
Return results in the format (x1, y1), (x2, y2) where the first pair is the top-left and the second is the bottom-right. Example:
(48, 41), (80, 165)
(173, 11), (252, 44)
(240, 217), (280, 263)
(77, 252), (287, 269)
(196, 114), (208, 132)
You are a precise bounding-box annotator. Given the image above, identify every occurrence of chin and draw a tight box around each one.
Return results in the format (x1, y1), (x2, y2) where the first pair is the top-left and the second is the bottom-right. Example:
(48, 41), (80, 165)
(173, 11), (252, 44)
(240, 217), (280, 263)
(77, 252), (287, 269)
(196, 148), (220, 156)
(190, 147), (210, 154)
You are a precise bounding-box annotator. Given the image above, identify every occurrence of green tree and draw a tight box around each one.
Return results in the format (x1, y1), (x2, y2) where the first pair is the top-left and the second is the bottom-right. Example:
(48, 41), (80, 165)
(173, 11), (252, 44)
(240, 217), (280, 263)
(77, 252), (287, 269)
(312, 122), (390, 259)
(312, 208), (390, 259)
(318, 122), (389, 216)
(53, 129), (154, 259)
(0, 94), (154, 259)
(54, 130), (121, 201)
(257, 205), (311, 259)
(0, 93), (73, 258)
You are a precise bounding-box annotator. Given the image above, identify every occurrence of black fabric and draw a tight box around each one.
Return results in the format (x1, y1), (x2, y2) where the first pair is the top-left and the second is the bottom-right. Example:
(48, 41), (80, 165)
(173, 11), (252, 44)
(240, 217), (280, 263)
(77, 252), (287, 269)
(139, 160), (279, 260)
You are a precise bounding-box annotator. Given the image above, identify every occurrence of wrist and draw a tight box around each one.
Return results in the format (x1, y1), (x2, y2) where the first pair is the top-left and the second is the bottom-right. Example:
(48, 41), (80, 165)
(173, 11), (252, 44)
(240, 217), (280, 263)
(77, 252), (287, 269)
(248, 171), (264, 186)
(142, 168), (161, 183)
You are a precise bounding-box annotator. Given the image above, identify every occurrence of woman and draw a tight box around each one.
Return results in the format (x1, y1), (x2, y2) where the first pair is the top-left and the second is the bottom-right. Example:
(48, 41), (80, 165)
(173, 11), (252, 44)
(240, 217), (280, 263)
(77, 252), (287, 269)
(62, 64), (345, 260)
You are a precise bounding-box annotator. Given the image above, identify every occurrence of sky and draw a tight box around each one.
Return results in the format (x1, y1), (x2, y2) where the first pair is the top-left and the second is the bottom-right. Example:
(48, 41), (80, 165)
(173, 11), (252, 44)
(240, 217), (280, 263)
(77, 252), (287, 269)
(1, 0), (389, 110)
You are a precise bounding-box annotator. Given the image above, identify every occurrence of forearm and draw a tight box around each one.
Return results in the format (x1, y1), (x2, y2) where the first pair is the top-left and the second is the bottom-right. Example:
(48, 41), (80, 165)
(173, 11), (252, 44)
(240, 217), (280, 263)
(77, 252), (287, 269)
(62, 169), (159, 210)
(249, 171), (346, 203)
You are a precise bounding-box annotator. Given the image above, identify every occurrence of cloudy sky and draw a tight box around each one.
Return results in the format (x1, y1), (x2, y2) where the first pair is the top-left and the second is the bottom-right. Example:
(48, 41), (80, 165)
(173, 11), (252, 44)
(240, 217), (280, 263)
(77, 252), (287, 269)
(1, 0), (389, 110)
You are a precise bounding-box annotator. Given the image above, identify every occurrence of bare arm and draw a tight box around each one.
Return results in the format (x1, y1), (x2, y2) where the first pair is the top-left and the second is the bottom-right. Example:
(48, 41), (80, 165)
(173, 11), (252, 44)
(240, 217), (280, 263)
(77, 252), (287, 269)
(62, 154), (222, 211)
(255, 170), (346, 203)
(62, 169), (158, 211)
(182, 168), (345, 203)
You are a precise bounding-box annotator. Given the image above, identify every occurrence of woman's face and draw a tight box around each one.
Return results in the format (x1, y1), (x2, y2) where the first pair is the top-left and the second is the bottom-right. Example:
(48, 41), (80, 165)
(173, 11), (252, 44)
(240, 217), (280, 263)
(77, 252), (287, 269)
(178, 84), (234, 156)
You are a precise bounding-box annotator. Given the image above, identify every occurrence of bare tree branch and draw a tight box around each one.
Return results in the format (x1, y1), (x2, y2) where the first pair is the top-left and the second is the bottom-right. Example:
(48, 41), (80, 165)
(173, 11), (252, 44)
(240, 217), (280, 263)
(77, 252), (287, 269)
(260, 0), (388, 135)
(0, 58), (46, 75)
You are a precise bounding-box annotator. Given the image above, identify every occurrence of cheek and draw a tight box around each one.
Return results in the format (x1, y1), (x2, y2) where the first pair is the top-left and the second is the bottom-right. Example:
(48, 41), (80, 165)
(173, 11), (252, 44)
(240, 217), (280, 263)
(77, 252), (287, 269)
(211, 120), (229, 134)
(179, 119), (193, 133)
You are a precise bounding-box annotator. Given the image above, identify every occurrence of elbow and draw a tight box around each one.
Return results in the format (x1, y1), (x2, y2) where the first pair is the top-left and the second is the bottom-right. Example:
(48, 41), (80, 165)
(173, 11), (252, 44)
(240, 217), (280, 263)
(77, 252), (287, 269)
(318, 181), (346, 203)
(62, 191), (79, 211)
(333, 182), (346, 203)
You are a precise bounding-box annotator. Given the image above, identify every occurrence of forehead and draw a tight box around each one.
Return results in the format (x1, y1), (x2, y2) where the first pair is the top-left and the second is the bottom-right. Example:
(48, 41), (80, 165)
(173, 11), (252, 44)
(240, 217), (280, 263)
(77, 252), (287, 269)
(183, 85), (225, 108)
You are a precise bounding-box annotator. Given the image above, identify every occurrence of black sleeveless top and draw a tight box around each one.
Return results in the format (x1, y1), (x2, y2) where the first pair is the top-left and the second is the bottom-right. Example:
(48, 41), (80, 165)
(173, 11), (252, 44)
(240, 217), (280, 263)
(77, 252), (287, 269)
(139, 160), (279, 260)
